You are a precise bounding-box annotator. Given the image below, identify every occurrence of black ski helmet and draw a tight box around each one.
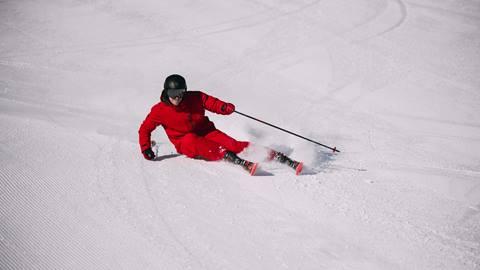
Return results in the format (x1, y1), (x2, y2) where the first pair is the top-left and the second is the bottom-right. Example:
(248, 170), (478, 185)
(164, 74), (187, 91)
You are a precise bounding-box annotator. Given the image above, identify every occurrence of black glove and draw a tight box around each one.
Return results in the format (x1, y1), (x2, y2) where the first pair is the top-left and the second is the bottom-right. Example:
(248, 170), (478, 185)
(142, 148), (156, 160)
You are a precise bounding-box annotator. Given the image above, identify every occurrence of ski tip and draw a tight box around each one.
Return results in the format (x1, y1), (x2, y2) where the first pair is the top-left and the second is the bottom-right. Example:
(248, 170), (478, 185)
(250, 163), (259, 176)
(295, 162), (303, 176)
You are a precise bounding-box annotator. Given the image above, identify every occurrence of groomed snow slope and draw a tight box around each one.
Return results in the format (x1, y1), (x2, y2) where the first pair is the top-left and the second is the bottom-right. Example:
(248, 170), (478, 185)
(1, 0), (479, 269)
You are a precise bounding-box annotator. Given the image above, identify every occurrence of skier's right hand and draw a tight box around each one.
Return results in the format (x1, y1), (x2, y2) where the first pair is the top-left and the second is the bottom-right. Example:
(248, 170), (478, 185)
(142, 148), (156, 160)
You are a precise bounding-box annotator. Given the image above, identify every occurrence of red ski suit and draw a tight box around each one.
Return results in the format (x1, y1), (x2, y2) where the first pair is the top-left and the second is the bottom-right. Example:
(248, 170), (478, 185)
(139, 91), (249, 161)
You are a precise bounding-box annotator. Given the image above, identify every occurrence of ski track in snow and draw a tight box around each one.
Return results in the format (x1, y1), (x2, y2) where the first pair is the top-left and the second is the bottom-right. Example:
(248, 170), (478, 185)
(0, 0), (325, 60)
(359, 0), (408, 42)
(1, 0), (480, 269)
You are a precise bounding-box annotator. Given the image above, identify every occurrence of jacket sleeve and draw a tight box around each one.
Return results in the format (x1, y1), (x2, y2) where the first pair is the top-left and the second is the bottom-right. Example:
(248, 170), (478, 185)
(200, 91), (231, 115)
(138, 108), (161, 152)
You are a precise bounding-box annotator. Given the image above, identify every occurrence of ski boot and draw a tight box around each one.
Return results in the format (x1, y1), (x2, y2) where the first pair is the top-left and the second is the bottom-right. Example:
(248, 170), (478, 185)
(223, 151), (258, 175)
(268, 150), (303, 175)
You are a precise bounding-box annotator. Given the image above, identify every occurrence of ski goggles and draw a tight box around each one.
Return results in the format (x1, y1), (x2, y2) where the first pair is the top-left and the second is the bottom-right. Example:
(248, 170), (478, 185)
(166, 88), (186, 98)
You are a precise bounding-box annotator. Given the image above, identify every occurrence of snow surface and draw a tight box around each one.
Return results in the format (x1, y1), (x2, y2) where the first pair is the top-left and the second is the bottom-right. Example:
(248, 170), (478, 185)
(1, 0), (480, 269)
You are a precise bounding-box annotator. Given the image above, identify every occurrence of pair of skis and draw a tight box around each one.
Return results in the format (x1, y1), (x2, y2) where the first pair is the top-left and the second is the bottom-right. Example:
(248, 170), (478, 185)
(224, 149), (303, 176)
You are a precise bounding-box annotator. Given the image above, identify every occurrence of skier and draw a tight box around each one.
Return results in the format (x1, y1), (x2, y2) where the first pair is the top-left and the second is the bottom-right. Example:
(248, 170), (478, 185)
(138, 74), (302, 175)
(138, 74), (259, 173)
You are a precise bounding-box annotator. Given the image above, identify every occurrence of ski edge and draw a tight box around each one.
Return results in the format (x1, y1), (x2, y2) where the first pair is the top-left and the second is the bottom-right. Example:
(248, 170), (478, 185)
(249, 163), (259, 176)
(295, 162), (303, 175)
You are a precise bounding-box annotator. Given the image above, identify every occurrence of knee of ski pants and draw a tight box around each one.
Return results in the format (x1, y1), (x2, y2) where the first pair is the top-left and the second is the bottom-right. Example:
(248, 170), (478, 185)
(178, 133), (225, 161)
(204, 130), (250, 154)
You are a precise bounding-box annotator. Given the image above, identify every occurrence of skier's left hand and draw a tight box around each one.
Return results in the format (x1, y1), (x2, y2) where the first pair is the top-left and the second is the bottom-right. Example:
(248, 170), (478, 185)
(221, 103), (235, 115)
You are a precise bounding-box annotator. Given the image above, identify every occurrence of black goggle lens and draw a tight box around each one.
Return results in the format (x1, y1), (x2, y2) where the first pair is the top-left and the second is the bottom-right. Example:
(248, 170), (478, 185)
(167, 89), (186, 98)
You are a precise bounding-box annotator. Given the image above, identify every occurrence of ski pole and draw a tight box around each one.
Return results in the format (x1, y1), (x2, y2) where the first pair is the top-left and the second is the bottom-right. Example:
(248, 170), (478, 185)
(234, 110), (340, 153)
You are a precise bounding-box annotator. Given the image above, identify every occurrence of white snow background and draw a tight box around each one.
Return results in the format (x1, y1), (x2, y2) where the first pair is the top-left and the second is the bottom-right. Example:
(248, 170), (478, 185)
(1, 0), (480, 269)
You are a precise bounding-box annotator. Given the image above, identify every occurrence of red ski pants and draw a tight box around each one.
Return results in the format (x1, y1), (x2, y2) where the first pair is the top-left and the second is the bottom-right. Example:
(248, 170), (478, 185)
(176, 130), (249, 161)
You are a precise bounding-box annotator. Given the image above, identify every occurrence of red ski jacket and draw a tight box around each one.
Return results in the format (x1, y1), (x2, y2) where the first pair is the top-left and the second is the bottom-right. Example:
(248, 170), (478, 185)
(138, 91), (232, 153)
